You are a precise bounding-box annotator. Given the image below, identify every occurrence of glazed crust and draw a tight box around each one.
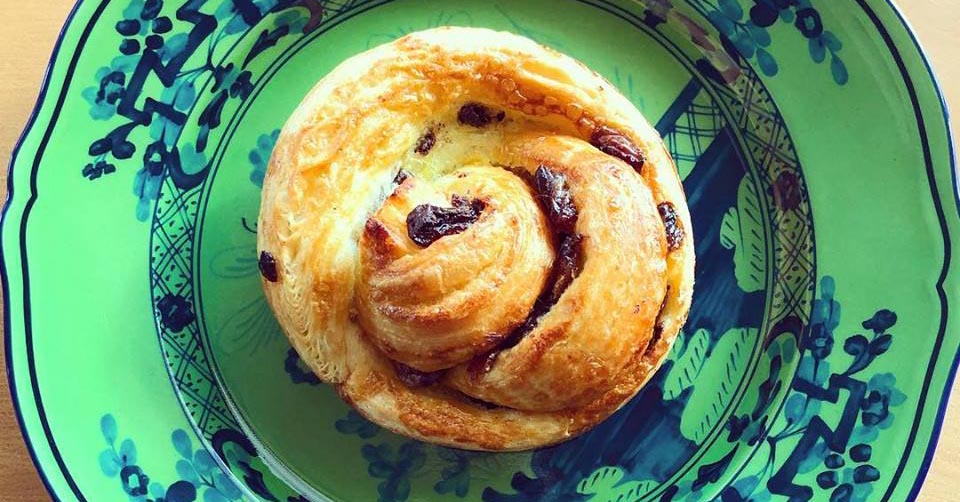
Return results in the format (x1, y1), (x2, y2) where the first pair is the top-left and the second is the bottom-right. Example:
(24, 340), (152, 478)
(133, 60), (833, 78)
(257, 27), (694, 451)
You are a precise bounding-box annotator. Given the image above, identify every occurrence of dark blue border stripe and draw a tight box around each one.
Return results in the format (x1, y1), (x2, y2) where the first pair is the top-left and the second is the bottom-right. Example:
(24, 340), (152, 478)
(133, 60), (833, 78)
(853, 2), (959, 501)
(855, 2), (952, 501)
(1, 2), (88, 498)
(2, 0), (109, 500)
(879, 1), (960, 500)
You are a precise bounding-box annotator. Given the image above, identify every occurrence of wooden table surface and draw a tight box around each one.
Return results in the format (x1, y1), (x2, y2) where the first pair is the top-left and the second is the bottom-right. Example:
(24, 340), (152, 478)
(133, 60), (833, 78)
(0, 1), (957, 500)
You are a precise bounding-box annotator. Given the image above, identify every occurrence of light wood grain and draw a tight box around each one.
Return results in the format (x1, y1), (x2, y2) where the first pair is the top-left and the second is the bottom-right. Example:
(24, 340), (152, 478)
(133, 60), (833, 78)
(0, 1), (956, 500)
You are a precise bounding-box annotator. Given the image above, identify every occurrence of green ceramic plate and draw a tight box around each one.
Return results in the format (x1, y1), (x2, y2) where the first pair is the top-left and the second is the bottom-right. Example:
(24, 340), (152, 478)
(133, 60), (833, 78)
(4, 0), (957, 501)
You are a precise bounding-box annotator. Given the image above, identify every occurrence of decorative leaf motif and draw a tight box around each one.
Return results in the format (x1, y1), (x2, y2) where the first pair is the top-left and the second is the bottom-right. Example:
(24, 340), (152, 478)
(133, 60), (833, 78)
(101, 414), (118, 444)
(180, 142), (207, 175)
(813, 276), (841, 331)
(707, 10), (735, 35)
(730, 474), (761, 499)
(784, 392), (821, 425)
(784, 394), (805, 423)
(210, 246), (258, 279)
(797, 354), (831, 387)
(336, 410), (381, 438)
(767, 336), (797, 365)
(869, 335), (892, 355)
(731, 32), (756, 59)
(863, 309), (897, 333)
(831, 55), (849, 85)
(718, 0), (744, 19)
(285, 347), (322, 386)
(663, 329), (711, 400)
(681, 328), (755, 442)
(809, 37), (826, 63)
(361, 442), (426, 502)
(172, 429), (193, 460)
(99, 449), (120, 477)
(195, 450), (218, 476)
(748, 24), (771, 47)
(433, 448), (479, 498)
(720, 178), (766, 293)
(244, 25), (291, 66)
(797, 439), (829, 474)
(823, 31), (843, 51)
(577, 466), (624, 495)
(119, 438), (138, 465)
(216, 295), (278, 355)
(205, 490), (228, 502)
(174, 81), (196, 110)
(576, 466), (657, 502)
(177, 459), (201, 485)
(150, 482), (166, 499)
(214, 472), (243, 500)
(756, 47), (778, 76)
(249, 129), (280, 187)
(693, 446), (738, 492)
(843, 335), (868, 356)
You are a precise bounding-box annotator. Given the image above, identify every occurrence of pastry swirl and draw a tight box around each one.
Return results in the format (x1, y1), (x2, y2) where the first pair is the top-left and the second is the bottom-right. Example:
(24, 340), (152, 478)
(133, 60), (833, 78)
(258, 27), (694, 450)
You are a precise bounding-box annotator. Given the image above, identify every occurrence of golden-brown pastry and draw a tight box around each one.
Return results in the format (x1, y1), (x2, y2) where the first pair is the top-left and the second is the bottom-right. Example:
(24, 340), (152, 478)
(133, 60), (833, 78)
(257, 27), (694, 451)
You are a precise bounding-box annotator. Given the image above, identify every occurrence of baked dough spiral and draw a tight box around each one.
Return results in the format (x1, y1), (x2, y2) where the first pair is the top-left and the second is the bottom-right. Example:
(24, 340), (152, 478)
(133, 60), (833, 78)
(257, 27), (694, 451)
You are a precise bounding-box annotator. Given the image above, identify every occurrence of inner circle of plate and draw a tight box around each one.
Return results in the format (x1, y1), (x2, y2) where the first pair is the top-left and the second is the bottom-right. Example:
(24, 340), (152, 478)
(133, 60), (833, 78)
(148, 1), (815, 500)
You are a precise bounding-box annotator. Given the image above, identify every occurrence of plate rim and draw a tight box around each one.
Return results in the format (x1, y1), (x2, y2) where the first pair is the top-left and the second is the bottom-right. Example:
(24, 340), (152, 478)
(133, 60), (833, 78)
(3, 0), (100, 500)
(864, 1), (959, 500)
(1, 0), (956, 501)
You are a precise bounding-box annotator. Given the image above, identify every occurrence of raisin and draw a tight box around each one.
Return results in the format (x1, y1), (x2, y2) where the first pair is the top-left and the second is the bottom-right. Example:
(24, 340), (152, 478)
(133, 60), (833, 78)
(393, 169), (411, 185)
(773, 171), (801, 211)
(406, 196), (485, 247)
(644, 324), (664, 357)
(645, 288), (670, 357)
(457, 102), (504, 128)
(543, 234), (583, 305)
(657, 202), (684, 250)
(393, 362), (445, 387)
(414, 129), (436, 155)
(590, 126), (645, 173)
(524, 233), (583, 326)
(451, 194), (485, 213)
(468, 351), (499, 380)
(533, 165), (577, 234)
(258, 251), (279, 282)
